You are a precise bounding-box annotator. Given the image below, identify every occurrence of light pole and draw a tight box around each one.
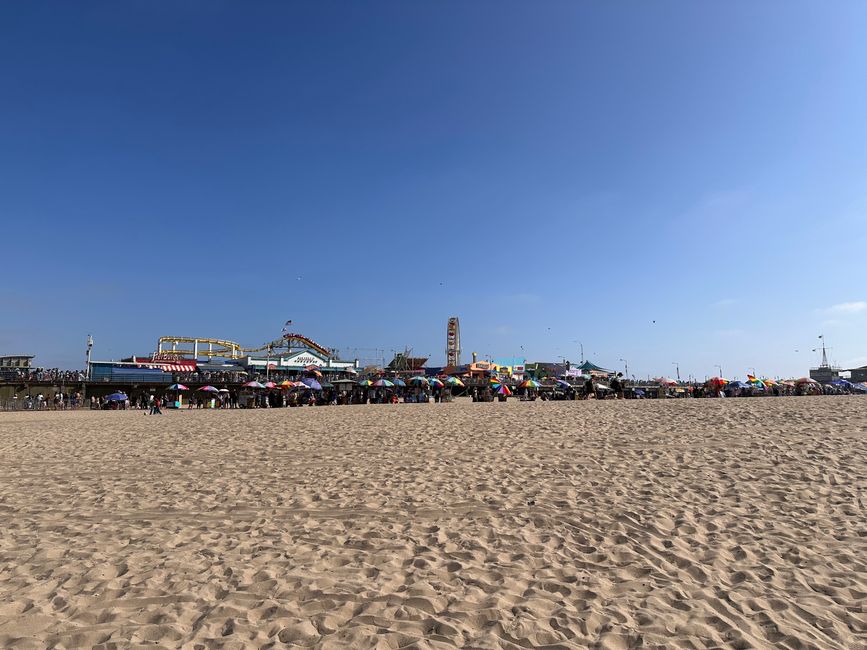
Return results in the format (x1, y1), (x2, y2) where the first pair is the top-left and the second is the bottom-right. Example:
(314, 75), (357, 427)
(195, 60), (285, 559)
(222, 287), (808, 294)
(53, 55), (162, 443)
(672, 361), (680, 382)
(619, 358), (628, 377)
(715, 364), (723, 378)
(749, 367), (756, 378)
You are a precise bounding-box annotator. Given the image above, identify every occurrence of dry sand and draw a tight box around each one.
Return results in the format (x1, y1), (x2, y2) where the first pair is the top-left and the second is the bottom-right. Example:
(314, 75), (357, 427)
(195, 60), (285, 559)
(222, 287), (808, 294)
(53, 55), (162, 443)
(0, 397), (865, 649)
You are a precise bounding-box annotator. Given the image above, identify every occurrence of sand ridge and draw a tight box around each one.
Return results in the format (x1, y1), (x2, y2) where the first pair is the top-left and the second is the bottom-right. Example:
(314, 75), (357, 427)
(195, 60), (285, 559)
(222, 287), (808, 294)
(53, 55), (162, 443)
(0, 398), (865, 649)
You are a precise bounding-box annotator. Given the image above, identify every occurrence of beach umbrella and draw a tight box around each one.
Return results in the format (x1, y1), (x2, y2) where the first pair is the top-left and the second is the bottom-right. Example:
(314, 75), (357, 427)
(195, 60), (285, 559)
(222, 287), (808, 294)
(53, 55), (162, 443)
(263, 381), (276, 388)
(301, 378), (322, 390)
(167, 384), (189, 391)
(305, 365), (323, 378)
(243, 381), (265, 388)
(427, 377), (444, 387)
(409, 376), (430, 385)
(656, 377), (678, 386)
(279, 380), (294, 388)
(555, 379), (571, 388)
(357, 379), (373, 386)
(746, 375), (765, 387)
(795, 377), (818, 384)
(373, 379), (394, 387)
(106, 392), (128, 401)
(707, 377), (728, 387)
(520, 379), (542, 388)
(198, 386), (219, 393)
(492, 383), (512, 396)
(391, 378), (407, 387)
(218, 388), (230, 393)
(445, 377), (464, 386)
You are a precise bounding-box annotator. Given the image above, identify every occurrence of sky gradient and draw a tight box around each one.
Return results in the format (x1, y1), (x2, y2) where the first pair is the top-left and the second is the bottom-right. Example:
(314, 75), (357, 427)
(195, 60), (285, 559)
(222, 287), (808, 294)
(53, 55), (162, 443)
(2, 2), (866, 379)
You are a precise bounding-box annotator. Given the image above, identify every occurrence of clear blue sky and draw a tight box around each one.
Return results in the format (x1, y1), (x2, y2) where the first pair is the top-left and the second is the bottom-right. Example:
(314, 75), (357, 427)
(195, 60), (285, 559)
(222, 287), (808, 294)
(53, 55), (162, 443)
(2, 2), (866, 379)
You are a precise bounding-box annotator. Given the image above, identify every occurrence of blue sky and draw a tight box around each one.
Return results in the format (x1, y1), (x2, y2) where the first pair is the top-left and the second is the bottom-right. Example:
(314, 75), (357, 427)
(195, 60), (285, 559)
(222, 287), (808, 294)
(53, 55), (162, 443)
(2, 2), (866, 379)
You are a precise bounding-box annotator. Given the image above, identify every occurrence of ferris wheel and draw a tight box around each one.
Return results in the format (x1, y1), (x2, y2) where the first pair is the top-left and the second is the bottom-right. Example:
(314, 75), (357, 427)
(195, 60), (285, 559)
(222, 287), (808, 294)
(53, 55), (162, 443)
(446, 317), (461, 367)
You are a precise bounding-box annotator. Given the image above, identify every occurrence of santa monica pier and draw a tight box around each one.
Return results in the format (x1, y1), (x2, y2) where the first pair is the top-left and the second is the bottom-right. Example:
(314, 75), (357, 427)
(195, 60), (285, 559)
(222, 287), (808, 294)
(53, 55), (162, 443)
(0, 317), (864, 410)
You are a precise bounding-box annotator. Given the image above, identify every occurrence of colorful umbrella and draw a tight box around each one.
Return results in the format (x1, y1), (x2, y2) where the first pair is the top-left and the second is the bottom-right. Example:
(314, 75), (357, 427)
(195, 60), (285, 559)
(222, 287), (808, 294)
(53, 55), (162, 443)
(391, 378), (407, 387)
(167, 384), (189, 391)
(198, 385), (219, 392)
(301, 378), (322, 390)
(409, 376), (430, 385)
(373, 379), (394, 387)
(106, 392), (128, 401)
(427, 377), (444, 387)
(746, 375), (765, 387)
(520, 379), (542, 388)
(445, 377), (464, 386)
(305, 365), (323, 378)
(492, 383), (512, 396)
(243, 381), (265, 388)
(263, 381), (276, 388)
(357, 379), (373, 386)
(279, 380), (294, 388)
(555, 379), (571, 388)
(795, 377), (818, 384)
(656, 377), (678, 386)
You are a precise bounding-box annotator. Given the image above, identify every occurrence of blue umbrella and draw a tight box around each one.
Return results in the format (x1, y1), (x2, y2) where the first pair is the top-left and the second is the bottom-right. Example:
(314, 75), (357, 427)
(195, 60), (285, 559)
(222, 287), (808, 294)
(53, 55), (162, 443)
(301, 378), (322, 391)
(106, 392), (128, 401)
(391, 378), (407, 387)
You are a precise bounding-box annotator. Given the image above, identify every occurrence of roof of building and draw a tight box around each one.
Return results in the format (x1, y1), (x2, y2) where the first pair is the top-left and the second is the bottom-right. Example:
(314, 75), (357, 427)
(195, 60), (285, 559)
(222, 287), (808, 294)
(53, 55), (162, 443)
(386, 354), (428, 370)
(576, 360), (615, 374)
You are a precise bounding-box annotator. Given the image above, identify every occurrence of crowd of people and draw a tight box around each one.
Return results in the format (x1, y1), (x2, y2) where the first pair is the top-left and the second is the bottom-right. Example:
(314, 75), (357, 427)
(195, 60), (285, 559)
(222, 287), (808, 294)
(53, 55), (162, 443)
(0, 368), (86, 383)
(6, 391), (85, 410)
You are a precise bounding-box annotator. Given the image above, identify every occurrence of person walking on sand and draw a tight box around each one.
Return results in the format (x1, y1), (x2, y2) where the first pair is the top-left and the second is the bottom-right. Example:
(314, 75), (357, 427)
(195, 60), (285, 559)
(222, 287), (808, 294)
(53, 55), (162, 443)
(584, 376), (595, 400)
(150, 396), (163, 415)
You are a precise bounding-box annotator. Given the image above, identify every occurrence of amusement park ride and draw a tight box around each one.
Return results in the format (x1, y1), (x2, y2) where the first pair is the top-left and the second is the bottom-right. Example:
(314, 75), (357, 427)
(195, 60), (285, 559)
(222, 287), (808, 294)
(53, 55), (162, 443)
(446, 317), (461, 367)
(154, 333), (332, 360)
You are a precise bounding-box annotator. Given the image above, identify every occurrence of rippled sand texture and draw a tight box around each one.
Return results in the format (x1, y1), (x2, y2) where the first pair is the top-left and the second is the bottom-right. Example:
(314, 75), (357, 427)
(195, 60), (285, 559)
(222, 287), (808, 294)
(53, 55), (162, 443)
(1, 398), (865, 649)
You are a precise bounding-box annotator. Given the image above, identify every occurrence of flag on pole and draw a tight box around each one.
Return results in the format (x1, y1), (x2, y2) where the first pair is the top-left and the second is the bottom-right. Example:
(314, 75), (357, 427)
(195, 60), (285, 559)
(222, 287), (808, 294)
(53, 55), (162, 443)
(282, 320), (292, 334)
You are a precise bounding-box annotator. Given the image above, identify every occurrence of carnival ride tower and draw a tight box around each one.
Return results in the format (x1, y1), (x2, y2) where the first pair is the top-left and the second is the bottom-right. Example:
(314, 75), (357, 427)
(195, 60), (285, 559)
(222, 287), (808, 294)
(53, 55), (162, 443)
(446, 317), (461, 367)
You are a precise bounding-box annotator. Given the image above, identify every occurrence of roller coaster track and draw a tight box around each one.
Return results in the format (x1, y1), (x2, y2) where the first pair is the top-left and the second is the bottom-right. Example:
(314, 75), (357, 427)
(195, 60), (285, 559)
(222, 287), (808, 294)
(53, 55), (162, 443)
(156, 333), (331, 360)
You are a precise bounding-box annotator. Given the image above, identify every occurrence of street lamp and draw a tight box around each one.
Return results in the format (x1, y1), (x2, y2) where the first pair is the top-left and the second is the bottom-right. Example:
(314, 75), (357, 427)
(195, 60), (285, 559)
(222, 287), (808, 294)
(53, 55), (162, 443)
(672, 361), (680, 381)
(715, 364), (723, 378)
(619, 358), (628, 377)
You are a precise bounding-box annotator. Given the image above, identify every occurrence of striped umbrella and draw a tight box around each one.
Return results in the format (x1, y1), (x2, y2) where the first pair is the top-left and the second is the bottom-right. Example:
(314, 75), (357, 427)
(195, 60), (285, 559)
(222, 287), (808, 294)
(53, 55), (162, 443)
(373, 379), (394, 387)
(520, 379), (541, 388)
(198, 386), (219, 393)
(243, 381), (265, 388)
(167, 384), (189, 391)
(445, 377), (464, 386)
(427, 377), (444, 387)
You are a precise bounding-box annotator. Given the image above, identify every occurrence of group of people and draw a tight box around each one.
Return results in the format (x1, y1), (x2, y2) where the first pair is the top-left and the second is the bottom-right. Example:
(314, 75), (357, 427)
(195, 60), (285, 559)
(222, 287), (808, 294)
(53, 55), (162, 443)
(0, 368), (86, 383)
(8, 391), (84, 410)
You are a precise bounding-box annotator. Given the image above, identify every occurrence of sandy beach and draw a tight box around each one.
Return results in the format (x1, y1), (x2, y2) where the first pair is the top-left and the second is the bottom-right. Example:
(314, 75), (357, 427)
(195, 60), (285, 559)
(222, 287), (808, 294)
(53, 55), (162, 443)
(0, 398), (864, 649)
